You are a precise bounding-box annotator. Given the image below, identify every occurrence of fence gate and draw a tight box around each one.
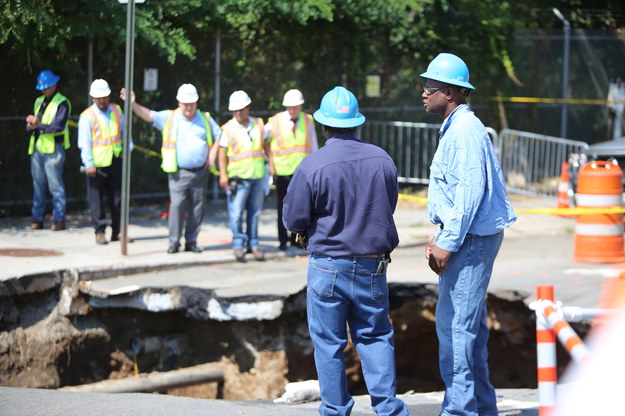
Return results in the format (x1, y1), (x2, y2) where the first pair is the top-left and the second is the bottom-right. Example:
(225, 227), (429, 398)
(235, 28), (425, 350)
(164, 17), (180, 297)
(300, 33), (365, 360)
(496, 129), (589, 198)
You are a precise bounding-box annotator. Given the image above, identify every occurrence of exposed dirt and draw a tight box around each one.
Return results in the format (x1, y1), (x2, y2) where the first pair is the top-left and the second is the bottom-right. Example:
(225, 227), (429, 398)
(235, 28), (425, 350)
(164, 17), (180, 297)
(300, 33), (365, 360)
(0, 248), (63, 257)
(0, 280), (588, 400)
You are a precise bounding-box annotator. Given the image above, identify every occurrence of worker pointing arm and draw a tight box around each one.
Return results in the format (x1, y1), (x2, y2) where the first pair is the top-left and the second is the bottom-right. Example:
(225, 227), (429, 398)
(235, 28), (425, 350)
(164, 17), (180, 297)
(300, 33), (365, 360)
(120, 88), (153, 123)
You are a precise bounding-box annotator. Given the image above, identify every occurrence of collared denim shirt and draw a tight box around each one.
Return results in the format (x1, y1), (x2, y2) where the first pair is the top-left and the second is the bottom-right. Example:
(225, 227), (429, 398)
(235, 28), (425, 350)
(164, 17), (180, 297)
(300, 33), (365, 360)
(428, 104), (517, 252)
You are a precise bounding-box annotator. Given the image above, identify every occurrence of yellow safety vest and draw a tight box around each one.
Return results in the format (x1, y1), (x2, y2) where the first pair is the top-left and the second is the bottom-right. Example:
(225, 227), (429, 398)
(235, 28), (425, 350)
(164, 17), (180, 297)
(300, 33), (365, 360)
(29, 92), (71, 155)
(81, 104), (123, 168)
(221, 117), (266, 179)
(268, 111), (314, 176)
(161, 109), (214, 173)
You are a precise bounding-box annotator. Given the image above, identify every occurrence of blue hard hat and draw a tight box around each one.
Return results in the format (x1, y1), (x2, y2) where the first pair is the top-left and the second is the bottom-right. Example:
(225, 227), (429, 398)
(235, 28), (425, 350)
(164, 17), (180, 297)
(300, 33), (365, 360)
(313, 86), (365, 128)
(36, 70), (60, 91)
(420, 53), (475, 90)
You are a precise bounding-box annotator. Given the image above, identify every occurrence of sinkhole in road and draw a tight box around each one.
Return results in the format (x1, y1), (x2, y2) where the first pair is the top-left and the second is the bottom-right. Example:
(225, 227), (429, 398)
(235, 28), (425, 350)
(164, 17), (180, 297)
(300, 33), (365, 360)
(0, 279), (587, 400)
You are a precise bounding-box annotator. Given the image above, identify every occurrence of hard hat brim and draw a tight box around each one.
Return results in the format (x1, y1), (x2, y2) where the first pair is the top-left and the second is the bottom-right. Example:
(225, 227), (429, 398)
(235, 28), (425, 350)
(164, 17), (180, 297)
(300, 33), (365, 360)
(313, 110), (366, 128)
(420, 71), (475, 90)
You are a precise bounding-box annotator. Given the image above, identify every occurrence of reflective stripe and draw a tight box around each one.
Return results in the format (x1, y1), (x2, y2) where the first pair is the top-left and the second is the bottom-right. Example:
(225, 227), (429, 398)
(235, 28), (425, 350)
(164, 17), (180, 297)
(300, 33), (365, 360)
(575, 223), (624, 235)
(268, 111), (313, 176)
(576, 194), (623, 207)
(161, 109), (213, 173)
(537, 382), (556, 405)
(29, 92), (71, 155)
(536, 344), (557, 368)
(82, 104), (122, 167)
(222, 118), (266, 179)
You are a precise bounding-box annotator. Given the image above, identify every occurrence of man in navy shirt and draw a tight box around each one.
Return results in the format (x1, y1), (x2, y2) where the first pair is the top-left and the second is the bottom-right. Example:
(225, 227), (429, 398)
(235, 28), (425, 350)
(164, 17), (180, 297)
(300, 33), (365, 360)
(283, 86), (407, 416)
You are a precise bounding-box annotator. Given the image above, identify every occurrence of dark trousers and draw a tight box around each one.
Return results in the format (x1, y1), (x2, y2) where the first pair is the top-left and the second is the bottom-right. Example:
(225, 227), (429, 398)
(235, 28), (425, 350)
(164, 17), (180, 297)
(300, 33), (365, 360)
(87, 157), (122, 235)
(276, 174), (297, 248)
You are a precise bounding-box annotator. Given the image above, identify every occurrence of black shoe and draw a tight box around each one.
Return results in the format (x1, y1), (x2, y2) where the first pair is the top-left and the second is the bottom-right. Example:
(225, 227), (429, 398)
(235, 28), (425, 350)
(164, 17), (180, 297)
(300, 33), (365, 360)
(279, 244), (288, 251)
(184, 244), (202, 253)
(167, 244), (179, 254)
(111, 234), (134, 243)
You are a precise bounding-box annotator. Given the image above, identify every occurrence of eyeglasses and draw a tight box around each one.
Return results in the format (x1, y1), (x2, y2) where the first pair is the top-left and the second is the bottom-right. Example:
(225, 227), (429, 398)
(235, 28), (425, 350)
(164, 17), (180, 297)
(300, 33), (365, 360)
(422, 85), (449, 96)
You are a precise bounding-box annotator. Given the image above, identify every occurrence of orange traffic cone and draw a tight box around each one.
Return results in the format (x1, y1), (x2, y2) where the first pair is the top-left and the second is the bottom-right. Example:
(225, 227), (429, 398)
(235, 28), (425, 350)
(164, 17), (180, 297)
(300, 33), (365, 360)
(557, 162), (570, 209)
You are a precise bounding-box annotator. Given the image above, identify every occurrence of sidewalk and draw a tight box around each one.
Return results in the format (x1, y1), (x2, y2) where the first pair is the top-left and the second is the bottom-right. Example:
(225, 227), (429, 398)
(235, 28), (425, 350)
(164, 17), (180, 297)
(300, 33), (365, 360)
(0, 193), (571, 283)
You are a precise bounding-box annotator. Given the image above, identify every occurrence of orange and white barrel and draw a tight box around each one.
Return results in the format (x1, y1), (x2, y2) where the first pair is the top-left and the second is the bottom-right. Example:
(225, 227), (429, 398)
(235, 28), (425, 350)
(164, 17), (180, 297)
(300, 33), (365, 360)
(574, 161), (625, 263)
(535, 285), (557, 416)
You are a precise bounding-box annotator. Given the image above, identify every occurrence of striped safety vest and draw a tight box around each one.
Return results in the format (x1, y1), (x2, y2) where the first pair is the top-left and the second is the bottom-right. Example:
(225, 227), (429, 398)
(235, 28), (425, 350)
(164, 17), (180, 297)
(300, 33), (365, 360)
(161, 109), (214, 173)
(221, 117), (266, 179)
(268, 111), (314, 176)
(80, 104), (122, 168)
(29, 92), (71, 155)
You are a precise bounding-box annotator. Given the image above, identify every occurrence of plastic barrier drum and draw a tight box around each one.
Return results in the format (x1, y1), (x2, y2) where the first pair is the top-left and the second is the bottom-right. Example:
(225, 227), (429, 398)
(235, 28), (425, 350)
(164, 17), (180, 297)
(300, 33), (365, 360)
(574, 160), (625, 263)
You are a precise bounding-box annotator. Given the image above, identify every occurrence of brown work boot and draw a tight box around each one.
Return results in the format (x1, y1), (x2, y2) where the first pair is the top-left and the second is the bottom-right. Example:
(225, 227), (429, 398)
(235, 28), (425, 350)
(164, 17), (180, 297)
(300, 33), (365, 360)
(95, 233), (108, 245)
(51, 221), (65, 231)
(252, 248), (265, 261)
(31, 221), (43, 230)
(233, 249), (246, 262)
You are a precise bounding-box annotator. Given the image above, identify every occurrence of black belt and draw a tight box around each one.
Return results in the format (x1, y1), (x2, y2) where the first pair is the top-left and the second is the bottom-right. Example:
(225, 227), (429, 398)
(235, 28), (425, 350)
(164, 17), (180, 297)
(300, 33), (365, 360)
(180, 167), (205, 172)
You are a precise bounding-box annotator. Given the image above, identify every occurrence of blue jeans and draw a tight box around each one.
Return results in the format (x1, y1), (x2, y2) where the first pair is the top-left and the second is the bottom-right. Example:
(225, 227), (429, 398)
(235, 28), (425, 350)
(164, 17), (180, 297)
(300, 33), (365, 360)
(31, 143), (66, 223)
(436, 232), (504, 416)
(226, 178), (264, 250)
(307, 254), (408, 416)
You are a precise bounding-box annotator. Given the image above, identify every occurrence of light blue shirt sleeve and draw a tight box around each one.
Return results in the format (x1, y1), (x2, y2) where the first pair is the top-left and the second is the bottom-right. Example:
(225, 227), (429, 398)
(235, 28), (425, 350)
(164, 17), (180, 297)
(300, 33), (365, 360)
(428, 104), (516, 252)
(77, 106), (94, 168)
(151, 110), (170, 132)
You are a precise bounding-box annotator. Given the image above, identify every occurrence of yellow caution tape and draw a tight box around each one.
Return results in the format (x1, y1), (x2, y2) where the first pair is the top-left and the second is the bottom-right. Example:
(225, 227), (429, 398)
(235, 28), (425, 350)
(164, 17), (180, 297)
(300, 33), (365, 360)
(489, 96), (625, 106)
(134, 144), (161, 159)
(515, 206), (625, 215)
(398, 193), (625, 216)
(398, 194), (428, 204)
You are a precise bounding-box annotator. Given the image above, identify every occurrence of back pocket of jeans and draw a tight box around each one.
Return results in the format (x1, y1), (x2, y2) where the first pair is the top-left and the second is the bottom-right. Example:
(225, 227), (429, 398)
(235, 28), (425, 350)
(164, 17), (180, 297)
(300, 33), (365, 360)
(371, 272), (388, 303)
(308, 264), (338, 299)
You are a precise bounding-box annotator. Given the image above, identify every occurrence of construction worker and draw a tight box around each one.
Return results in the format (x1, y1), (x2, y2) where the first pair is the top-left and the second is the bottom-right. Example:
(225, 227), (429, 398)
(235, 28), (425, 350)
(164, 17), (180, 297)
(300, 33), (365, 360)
(78, 79), (131, 245)
(26, 69), (71, 231)
(218, 90), (270, 262)
(421, 53), (517, 416)
(282, 86), (408, 416)
(266, 89), (318, 251)
(121, 84), (221, 254)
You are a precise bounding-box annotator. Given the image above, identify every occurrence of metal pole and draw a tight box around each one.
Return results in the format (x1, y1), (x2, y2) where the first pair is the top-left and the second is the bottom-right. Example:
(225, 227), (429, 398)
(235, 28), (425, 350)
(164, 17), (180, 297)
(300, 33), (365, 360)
(214, 28), (221, 116)
(120, 0), (136, 255)
(553, 8), (570, 139)
(213, 29), (222, 200)
(87, 40), (93, 107)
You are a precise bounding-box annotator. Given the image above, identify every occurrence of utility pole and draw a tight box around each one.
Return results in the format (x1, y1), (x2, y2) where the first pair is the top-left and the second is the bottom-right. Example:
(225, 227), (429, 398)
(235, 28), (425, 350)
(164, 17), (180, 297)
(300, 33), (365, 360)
(119, 0), (144, 254)
(553, 7), (570, 139)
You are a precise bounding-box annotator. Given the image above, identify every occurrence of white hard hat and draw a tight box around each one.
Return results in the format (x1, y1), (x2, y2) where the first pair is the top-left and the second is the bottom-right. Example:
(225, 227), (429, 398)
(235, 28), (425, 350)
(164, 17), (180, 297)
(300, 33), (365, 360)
(90, 79), (111, 98)
(282, 89), (305, 106)
(176, 83), (199, 103)
(228, 90), (252, 111)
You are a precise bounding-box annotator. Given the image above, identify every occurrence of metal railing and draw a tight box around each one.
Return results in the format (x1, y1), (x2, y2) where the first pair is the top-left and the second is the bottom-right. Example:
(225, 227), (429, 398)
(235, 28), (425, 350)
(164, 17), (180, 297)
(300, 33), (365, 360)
(496, 129), (589, 197)
(360, 121), (441, 185)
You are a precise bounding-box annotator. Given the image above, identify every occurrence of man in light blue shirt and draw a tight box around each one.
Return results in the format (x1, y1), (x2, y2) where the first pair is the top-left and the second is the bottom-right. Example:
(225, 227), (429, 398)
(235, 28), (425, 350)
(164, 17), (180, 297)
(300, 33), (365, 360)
(78, 79), (132, 245)
(421, 53), (516, 416)
(122, 84), (221, 254)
